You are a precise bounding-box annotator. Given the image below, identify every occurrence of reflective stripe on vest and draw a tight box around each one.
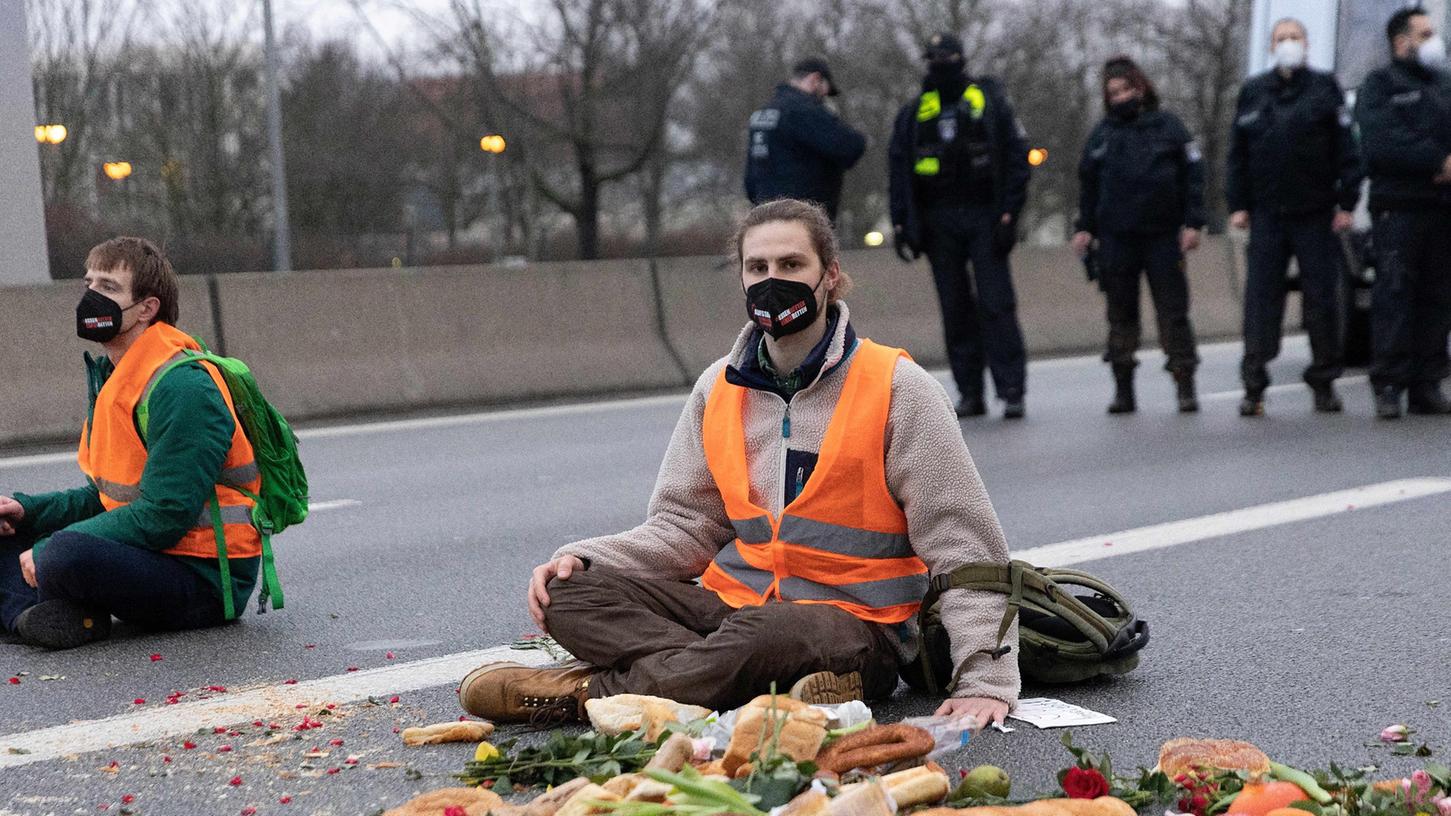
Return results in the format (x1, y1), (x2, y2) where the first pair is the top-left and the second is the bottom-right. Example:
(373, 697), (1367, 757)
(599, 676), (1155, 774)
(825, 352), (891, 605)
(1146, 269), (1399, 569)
(77, 322), (262, 561)
(914, 85), (987, 176)
(699, 338), (928, 625)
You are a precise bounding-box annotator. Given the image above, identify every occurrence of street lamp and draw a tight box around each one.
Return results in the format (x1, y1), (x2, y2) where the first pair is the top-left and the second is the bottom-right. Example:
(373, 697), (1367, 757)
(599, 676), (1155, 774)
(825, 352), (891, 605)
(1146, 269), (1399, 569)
(34, 124), (67, 144)
(480, 134), (507, 154)
(102, 161), (132, 180)
(1027, 147), (1048, 167)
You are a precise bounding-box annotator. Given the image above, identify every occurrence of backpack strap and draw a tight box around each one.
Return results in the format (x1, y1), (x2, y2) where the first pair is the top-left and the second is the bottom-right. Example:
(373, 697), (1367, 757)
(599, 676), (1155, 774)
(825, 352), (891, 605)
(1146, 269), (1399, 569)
(207, 489), (236, 621)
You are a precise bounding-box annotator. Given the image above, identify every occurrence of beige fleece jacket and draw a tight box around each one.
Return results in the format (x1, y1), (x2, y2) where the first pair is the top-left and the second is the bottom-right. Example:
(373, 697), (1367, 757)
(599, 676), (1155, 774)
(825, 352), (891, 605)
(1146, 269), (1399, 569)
(554, 303), (1020, 704)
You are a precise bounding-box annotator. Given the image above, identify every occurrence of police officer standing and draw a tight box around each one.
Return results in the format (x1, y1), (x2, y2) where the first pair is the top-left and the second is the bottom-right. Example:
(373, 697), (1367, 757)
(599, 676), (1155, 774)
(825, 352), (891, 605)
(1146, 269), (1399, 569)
(888, 32), (1031, 419)
(745, 58), (867, 222)
(1228, 18), (1363, 417)
(1354, 6), (1451, 419)
(1072, 57), (1206, 414)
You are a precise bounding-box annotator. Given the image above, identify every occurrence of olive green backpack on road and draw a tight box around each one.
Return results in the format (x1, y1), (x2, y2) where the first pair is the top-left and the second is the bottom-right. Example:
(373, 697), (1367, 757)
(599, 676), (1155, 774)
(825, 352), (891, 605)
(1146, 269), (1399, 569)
(901, 560), (1150, 693)
(138, 342), (309, 620)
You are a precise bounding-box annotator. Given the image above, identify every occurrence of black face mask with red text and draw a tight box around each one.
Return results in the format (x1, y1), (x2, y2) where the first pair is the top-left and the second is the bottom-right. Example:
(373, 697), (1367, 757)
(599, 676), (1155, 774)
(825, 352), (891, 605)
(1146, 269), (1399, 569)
(744, 274), (823, 339)
(76, 289), (141, 343)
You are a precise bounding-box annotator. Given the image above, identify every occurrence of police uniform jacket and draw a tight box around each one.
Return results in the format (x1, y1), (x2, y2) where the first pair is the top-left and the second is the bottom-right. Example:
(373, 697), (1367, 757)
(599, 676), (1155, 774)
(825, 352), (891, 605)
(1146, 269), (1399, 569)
(1076, 108), (1207, 236)
(1354, 59), (1451, 211)
(888, 75), (1030, 252)
(1227, 67), (1363, 215)
(744, 84), (867, 216)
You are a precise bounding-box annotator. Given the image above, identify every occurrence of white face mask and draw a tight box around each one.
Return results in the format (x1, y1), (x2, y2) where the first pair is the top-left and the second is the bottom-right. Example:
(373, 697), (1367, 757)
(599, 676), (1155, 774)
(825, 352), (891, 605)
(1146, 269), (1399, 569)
(1272, 38), (1307, 70)
(1418, 36), (1448, 69)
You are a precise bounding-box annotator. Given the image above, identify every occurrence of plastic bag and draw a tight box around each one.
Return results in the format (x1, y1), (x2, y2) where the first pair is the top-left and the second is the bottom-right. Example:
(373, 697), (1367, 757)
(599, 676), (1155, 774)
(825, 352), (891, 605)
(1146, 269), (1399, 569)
(900, 714), (977, 758)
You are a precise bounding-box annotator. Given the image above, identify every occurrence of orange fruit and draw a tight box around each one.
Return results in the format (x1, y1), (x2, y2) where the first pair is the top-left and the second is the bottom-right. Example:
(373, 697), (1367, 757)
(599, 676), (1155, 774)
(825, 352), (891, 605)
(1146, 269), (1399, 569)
(1227, 782), (1310, 816)
(1265, 808), (1315, 816)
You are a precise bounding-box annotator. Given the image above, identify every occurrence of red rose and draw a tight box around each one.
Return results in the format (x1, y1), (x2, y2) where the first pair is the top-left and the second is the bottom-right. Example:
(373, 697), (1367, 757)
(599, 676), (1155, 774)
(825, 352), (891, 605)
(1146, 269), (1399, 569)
(1062, 766), (1110, 799)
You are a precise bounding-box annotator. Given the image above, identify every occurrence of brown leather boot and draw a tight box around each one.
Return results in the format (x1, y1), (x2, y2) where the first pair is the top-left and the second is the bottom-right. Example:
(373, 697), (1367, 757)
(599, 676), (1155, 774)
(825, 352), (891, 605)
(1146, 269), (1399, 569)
(788, 670), (863, 705)
(458, 661), (595, 724)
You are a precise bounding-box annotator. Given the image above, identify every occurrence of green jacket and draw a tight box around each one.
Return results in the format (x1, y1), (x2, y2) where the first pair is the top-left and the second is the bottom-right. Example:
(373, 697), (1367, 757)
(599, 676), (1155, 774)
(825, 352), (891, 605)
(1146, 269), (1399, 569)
(14, 349), (258, 614)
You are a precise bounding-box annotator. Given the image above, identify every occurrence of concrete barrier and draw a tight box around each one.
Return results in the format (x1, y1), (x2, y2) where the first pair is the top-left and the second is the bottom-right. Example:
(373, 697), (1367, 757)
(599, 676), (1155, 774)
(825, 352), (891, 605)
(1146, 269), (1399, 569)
(0, 278), (218, 449)
(655, 237), (1243, 377)
(0, 243), (1245, 449)
(214, 260), (687, 420)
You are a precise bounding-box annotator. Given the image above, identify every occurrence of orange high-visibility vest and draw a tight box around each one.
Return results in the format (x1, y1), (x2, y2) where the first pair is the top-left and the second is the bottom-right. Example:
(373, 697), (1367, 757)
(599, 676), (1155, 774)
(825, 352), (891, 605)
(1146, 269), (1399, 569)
(700, 338), (929, 625)
(77, 322), (261, 560)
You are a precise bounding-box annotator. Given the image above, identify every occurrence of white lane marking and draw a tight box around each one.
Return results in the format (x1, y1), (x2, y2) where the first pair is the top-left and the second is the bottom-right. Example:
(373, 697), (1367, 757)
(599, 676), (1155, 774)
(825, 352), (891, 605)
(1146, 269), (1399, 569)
(2, 337), (1264, 465)
(1200, 374), (1369, 403)
(0, 645), (550, 769)
(308, 499), (361, 512)
(1016, 477), (1451, 568)
(2, 477), (1444, 766)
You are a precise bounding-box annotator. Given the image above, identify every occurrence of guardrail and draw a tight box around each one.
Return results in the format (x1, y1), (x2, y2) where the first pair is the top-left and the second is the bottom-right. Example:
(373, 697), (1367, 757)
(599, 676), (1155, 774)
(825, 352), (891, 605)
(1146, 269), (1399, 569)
(0, 239), (1242, 449)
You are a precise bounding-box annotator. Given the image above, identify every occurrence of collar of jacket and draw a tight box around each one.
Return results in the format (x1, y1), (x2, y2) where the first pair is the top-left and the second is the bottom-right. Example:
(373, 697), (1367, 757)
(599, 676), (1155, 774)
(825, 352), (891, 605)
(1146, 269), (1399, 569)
(724, 302), (857, 399)
(1108, 108), (1164, 128)
(774, 83), (822, 107)
(1274, 66), (1308, 95)
(1391, 57), (1437, 83)
(921, 71), (970, 99)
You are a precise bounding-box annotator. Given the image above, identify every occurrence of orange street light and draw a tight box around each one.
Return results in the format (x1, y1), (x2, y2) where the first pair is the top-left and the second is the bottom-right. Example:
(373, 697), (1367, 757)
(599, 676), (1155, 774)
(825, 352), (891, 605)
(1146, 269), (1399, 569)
(103, 161), (133, 180)
(1027, 147), (1048, 167)
(480, 133), (507, 154)
(35, 124), (68, 144)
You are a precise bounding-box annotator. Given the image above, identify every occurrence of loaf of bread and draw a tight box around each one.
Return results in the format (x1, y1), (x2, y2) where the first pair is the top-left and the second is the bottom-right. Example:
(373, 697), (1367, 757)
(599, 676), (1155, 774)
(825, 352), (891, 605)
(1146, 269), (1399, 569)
(383, 787), (506, 816)
(552, 783), (621, 816)
(919, 796), (1135, 816)
(780, 789), (831, 816)
(721, 695), (829, 776)
(585, 694), (712, 738)
(1157, 738), (1271, 778)
(882, 765), (952, 808)
(400, 720), (495, 746)
(828, 780), (895, 816)
(522, 778), (593, 816)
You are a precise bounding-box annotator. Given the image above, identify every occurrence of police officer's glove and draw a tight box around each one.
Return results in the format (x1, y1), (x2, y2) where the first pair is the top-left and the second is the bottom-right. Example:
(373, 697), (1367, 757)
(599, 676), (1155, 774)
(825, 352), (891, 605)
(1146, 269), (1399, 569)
(893, 231), (918, 264)
(993, 218), (1019, 256)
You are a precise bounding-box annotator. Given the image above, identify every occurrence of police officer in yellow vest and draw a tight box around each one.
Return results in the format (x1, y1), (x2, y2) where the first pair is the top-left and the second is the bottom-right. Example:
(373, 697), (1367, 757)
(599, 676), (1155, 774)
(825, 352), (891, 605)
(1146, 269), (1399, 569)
(889, 32), (1033, 419)
(458, 200), (1019, 728)
(0, 237), (261, 649)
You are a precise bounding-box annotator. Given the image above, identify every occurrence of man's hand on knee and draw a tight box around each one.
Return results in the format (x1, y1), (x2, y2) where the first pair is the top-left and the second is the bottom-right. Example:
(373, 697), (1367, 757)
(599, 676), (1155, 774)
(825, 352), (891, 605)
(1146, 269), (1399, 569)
(0, 495), (23, 537)
(19, 548), (37, 588)
(934, 695), (1010, 729)
(528, 555), (584, 633)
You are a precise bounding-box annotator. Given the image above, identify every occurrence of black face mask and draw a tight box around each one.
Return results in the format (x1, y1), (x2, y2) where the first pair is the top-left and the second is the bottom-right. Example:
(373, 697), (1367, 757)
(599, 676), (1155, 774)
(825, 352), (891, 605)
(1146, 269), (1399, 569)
(744, 274), (824, 340)
(927, 60), (965, 85)
(76, 288), (142, 343)
(1109, 97), (1143, 120)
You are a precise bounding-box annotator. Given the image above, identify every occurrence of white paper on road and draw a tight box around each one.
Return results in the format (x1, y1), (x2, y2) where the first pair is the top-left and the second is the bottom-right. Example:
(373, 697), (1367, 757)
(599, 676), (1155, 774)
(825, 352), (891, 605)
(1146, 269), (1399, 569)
(1008, 698), (1117, 728)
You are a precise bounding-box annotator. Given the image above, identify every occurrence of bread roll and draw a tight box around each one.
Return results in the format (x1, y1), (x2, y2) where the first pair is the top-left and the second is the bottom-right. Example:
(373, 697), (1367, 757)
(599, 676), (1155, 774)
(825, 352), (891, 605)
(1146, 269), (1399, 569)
(601, 774), (643, 797)
(1157, 738), (1271, 778)
(781, 789), (831, 816)
(624, 778), (674, 803)
(1012, 800), (1077, 816)
(883, 765), (951, 807)
(722, 695), (829, 776)
(383, 787), (505, 816)
(522, 778), (593, 816)
(829, 780), (895, 816)
(553, 784), (621, 816)
(401, 720), (495, 746)
(645, 733), (695, 773)
(585, 694), (712, 736)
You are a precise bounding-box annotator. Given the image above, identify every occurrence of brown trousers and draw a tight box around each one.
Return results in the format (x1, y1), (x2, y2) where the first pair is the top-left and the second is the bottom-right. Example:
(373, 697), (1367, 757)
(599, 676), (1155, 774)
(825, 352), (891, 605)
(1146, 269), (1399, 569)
(543, 568), (902, 711)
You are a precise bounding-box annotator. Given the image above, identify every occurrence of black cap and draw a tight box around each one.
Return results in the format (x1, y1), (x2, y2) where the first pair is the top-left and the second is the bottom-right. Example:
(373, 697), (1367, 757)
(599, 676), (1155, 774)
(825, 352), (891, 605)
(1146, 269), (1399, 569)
(923, 32), (965, 61)
(792, 57), (840, 96)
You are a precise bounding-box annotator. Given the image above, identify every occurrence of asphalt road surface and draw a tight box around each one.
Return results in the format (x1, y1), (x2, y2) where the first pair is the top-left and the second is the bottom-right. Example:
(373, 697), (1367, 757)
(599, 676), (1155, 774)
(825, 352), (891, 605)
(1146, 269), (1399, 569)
(2, 337), (1448, 816)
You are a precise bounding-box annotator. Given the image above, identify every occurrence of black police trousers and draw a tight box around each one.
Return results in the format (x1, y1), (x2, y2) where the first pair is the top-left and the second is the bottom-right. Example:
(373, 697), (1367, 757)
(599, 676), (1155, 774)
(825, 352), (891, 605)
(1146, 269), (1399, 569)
(1369, 209), (1451, 392)
(1098, 230), (1199, 376)
(1241, 209), (1345, 394)
(922, 204), (1027, 401)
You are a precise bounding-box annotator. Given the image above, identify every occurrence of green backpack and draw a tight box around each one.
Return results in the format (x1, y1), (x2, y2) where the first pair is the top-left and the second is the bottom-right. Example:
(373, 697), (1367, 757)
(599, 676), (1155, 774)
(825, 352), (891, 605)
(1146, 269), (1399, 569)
(138, 342), (308, 620)
(900, 560), (1150, 693)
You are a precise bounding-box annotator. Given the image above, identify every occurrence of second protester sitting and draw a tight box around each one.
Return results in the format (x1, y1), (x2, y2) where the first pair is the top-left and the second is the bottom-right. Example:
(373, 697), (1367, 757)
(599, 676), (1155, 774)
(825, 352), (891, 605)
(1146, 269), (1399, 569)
(1073, 56), (1207, 414)
(458, 199), (1019, 730)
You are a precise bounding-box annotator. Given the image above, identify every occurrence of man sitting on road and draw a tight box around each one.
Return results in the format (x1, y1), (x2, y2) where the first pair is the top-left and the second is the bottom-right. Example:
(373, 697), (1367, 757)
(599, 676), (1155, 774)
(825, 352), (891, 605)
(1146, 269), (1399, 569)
(0, 237), (262, 649)
(459, 199), (1019, 727)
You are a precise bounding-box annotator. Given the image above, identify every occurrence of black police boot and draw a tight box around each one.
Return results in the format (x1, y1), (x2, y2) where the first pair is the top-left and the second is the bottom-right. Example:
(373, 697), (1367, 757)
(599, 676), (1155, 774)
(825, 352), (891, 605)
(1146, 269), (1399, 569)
(1374, 387), (1403, 420)
(15, 600), (112, 650)
(1002, 396), (1025, 420)
(955, 395), (987, 418)
(1311, 383), (1343, 413)
(1107, 368), (1135, 414)
(1239, 388), (1265, 417)
(1174, 373), (1199, 413)
(1407, 384), (1451, 415)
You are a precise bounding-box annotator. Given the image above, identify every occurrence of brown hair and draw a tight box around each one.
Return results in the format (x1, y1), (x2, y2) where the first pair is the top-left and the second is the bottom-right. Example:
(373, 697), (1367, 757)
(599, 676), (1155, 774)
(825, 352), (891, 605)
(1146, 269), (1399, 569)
(85, 237), (180, 326)
(1102, 55), (1160, 112)
(731, 199), (853, 303)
